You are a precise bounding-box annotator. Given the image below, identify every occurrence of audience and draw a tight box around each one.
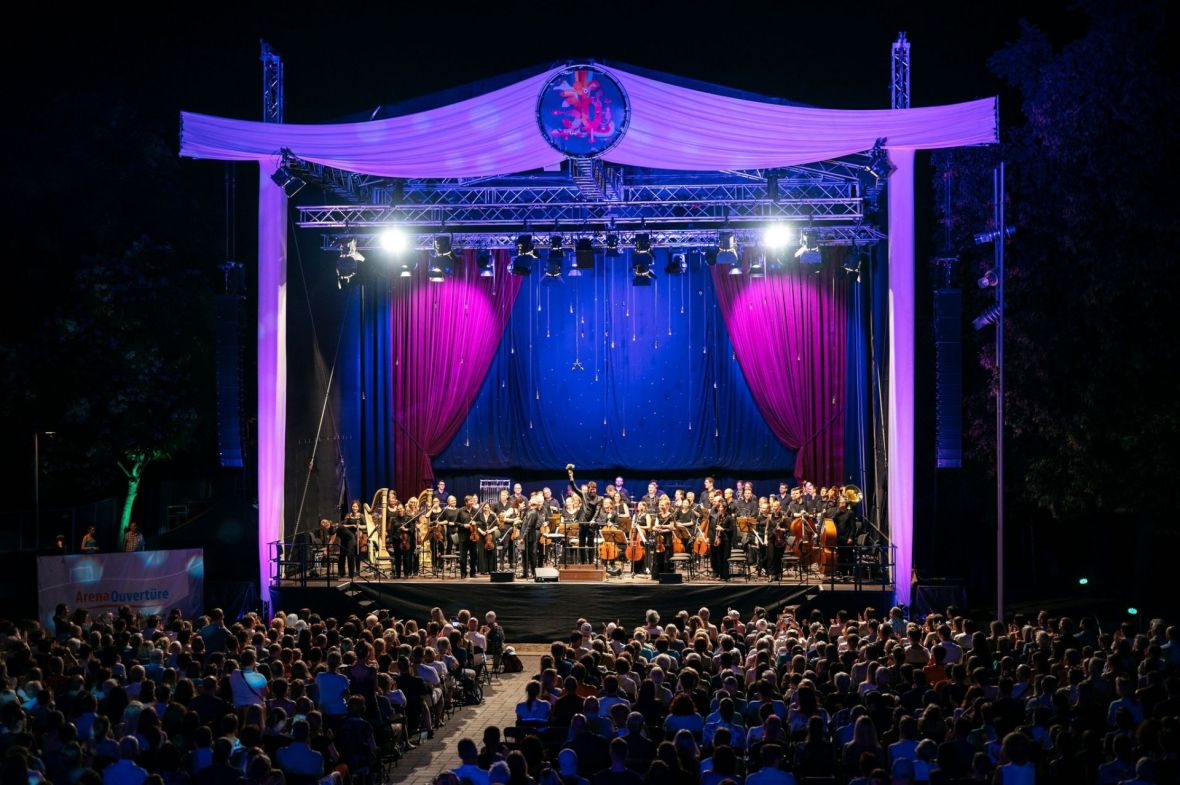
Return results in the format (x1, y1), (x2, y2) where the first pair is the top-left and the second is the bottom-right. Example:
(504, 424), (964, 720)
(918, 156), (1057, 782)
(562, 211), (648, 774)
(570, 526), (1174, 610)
(3, 599), (1177, 785)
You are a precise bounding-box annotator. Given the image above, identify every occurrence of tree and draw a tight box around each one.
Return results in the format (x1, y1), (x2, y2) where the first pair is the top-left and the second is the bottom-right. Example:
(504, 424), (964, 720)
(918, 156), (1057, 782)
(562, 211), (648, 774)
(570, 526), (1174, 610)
(55, 237), (212, 540)
(940, 2), (1180, 596)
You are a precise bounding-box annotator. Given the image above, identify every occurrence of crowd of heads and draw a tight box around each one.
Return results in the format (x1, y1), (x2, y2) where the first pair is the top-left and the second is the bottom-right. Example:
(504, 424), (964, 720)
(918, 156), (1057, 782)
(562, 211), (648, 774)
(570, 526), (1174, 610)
(0, 602), (505, 785)
(452, 604), (1179, 785)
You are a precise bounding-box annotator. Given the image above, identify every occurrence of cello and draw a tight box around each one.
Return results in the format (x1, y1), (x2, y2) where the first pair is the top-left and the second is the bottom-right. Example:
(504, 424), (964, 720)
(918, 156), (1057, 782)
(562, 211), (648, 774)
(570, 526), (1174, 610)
(626, 513), (647, 563)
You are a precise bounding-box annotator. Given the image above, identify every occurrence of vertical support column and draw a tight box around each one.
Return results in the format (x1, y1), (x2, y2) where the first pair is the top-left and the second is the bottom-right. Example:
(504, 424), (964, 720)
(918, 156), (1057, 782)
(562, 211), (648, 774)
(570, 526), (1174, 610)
(887, 148), (915, 607)
(257, 169), (288, 604)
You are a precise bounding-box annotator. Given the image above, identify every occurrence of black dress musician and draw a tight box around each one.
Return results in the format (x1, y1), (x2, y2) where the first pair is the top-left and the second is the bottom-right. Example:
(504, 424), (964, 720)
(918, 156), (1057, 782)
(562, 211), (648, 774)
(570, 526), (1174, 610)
(401, 501), (420, 578)
(596, 499), (619, 568)
(651, 510), (675, 576)
(427, 498), (445, 573)
(521, 499), (542, 579)
(765, 506), (788, 580)
(456, 496), (480, 578)
(440, 497), (460, 554)
(675, 499), (696, 554)
(475, 504), (499, 574)
(567, 469), (601, 564)
(386, 506), (406, 578)
(712, 500), (734, 580)
(338, 501), (363, 579)
(630, 505), (654, 576)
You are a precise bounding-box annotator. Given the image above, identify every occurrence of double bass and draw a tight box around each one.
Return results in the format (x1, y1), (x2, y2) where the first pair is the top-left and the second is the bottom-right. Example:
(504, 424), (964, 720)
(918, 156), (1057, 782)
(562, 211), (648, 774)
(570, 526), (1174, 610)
(790, 512), (817, 565)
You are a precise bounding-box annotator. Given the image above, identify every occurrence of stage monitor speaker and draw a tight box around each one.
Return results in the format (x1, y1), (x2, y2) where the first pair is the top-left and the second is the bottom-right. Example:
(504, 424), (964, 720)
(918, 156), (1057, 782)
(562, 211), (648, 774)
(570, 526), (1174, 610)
(534, 567), (559, 583)
(657, 573), (684, 584)
(490, 571), (514, 583)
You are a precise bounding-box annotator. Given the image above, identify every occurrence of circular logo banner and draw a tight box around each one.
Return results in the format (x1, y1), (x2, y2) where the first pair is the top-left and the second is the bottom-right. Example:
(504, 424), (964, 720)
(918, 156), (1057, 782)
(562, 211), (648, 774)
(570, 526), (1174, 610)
(537, 65), (629, 158)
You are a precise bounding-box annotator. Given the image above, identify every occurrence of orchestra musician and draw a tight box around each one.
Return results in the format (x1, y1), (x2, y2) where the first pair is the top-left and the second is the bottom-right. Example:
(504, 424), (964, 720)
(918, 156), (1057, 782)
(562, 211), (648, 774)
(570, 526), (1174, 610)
(337, 500), (363, 579)
(765, 498), (787, 580)
(475, 502), (499, 574)
(640, 482), (660, 516)
(521, 495), (543, 578)
(400, 498), (420, 578)
(540, 486), (562, 517)
(311, 518), (334, 577)
(385, 502), (405, 578)
(596, 496), (620, 569)
(833, 496), (858, 578)
(712, 497), (734, 580)
(427, 495), (445, 573)
(457, 495), (480, 578)
(630, 501), (653, 576)
(567, 467), (601, 563)
(613, 476), (631, 505)
(651, 498), (675, 576)
(440, 495), (460, 554)
(750, 495), (769, 576)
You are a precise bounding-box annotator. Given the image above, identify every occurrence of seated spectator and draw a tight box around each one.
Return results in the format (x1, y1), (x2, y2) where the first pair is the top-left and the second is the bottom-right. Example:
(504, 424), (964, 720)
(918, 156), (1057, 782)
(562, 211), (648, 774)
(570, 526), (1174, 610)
(663, 694), (704, 739)
(517, 680), (552, 727)
(103, 736), (148, 785)
(454, 737), (491, 785)
(745, 744), (795, 785)
(591, 737), (643, 785)
(276, 719), (325, 778)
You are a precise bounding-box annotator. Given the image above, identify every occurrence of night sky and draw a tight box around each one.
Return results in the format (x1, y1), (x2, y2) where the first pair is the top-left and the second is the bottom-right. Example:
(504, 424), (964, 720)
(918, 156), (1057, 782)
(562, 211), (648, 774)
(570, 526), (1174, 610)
(8, 4), (1083, 129)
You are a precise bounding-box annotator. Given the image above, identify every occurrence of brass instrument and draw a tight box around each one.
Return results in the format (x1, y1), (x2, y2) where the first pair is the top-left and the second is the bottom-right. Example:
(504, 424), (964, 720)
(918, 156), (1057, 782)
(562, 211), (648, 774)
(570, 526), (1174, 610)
(843, 485), (863, 504)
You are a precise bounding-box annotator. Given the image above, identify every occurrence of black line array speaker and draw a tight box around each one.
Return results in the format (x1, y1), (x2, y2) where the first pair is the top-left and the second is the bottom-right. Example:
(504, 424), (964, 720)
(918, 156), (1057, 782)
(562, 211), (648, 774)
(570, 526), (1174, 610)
(490, 572), (514, 583)
(658, 573), (684, 584)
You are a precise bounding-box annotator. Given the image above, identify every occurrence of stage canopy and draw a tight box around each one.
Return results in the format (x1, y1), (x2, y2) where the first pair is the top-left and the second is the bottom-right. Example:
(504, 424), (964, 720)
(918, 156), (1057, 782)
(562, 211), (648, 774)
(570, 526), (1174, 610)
(179, 61), (998, 606)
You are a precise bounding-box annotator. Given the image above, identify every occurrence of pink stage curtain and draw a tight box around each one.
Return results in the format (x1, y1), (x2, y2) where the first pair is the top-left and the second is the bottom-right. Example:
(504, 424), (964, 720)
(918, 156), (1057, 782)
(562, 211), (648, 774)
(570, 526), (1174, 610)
(711, 265), (847, 485)
(391, 250), (521, 498)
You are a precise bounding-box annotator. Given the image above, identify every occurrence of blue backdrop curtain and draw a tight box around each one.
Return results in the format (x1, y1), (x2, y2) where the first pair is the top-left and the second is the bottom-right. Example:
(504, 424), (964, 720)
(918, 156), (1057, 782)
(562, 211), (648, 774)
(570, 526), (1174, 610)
(434, 250), (796, 477)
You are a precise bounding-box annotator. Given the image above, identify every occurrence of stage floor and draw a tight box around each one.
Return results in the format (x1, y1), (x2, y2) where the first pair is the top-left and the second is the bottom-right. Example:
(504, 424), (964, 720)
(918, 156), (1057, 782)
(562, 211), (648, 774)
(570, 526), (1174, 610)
(271, 573), (894, 643)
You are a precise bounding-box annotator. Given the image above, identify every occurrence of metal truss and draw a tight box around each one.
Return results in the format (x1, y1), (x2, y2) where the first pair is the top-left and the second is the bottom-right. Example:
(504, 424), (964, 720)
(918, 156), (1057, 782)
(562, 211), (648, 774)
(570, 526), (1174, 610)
(260, 40), (284, 124)
(892, 33), (911, 110)
(320, 224), (884, 253)
(297, 178), (863, 229)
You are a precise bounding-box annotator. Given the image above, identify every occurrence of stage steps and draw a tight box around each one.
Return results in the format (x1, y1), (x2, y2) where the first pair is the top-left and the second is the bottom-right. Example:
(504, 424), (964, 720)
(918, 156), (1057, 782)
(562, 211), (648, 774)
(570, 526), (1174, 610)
(558, 564), (604, 582)
(336, 582), (375, 611)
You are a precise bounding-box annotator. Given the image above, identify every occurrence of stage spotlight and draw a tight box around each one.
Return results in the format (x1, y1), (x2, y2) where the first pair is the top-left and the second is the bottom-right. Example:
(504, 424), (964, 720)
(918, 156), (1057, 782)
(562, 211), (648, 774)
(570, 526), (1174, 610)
(1127, 607), (1139, 616)
(795, 229), (822, 266)
(715, 232), (739, 266)
(974, 225), (1016, 245)
(573, 237), (596, 271)
(665, 252), (687, 275)
(395, 256), (416, 279)
(865, 138), (895, 181)
(843, 247), (863, 276)
(704, 248), (719, 266)
(379, 228), (409, 254)
(477, 250), (495, 278)
(1077, 577), (1089, 586)
(972, 303), (1002, 331)
(604, 234), (621, 257)
(511, 235), (538, 275)
(336, 239), (364, 290)
(270, 164), (306, 197)
(977, 269), (998, 288)
(427, 236), (455, 283)
(632, 234), (655, 285)
(762, 223), (792, 250)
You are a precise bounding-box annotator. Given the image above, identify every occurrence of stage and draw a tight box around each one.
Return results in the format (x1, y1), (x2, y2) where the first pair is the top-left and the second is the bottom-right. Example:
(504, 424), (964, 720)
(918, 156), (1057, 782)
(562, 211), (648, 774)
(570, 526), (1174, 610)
(270, 572), (893, 643)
